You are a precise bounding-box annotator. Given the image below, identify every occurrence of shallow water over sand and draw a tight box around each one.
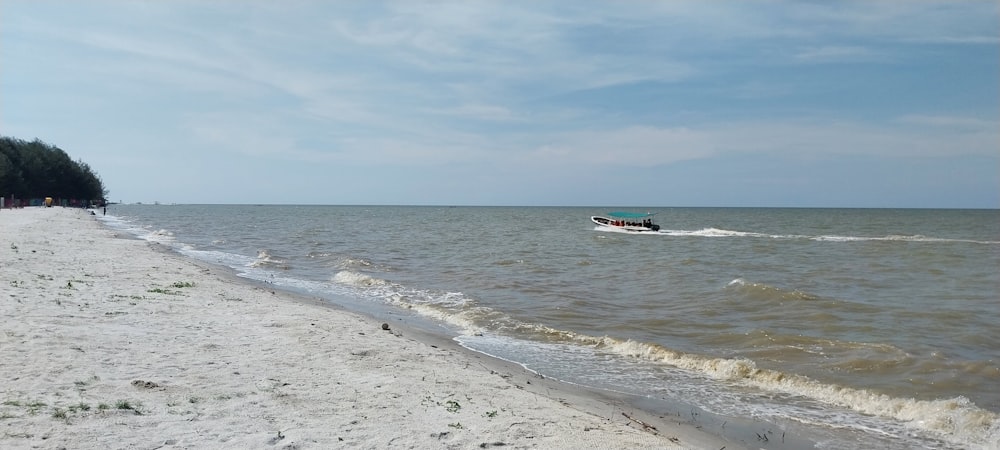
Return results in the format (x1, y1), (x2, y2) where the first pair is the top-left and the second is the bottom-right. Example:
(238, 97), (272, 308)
(104, 205), (1000, 449)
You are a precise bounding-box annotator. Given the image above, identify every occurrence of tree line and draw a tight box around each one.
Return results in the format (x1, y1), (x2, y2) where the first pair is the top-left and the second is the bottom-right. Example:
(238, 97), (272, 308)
(0, 136), (108, 204)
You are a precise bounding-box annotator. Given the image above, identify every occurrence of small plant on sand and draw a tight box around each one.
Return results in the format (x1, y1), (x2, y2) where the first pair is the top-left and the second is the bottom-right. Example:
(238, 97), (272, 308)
(97, 403), (110, 411)
(110, 294), (145, 302)
(114, 399), (144, 415)
(0, 401), (18, 420)
(445, 400), (461, 413)
(25, 401), (46, 415)
(485, 410), (498, 418)
(448, 422), (464, 429)
(68, 402), (91, 413)
(171, 281), (195, 288)
(115, 400), (134, 410)
(52, 408), (68, 420)
(147, 287), (180, 295)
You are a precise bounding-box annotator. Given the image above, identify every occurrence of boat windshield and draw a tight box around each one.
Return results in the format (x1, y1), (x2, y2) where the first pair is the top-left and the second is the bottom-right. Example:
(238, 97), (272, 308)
(608, 212), (654, 219)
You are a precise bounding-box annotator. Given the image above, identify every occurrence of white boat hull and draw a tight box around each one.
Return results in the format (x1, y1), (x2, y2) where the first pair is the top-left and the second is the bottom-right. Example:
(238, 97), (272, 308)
(591, 215), (660, 232)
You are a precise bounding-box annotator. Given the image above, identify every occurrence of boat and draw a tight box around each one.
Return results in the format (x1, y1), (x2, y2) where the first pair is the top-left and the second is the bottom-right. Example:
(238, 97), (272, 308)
(591, 211), (660, 232)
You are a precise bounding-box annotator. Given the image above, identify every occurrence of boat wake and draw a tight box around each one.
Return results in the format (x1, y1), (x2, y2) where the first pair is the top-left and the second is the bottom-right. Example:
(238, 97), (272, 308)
(595, 226), (1000, 244)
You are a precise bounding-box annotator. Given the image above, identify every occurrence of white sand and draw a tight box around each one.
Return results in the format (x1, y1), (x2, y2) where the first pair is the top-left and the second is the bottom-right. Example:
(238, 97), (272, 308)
(1, 207), (732, 449)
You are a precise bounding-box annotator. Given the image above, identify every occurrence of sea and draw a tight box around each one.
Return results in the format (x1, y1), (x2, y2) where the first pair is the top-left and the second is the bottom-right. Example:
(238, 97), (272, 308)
(99, 205), (999, 449)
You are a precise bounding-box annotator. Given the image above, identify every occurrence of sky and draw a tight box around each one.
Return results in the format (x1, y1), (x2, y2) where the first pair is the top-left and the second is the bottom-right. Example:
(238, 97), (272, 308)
(1, 1), (998, 207)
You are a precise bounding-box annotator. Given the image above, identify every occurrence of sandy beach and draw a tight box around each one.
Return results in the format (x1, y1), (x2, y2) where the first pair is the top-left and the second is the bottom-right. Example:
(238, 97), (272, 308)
(1, 207), (732, 449)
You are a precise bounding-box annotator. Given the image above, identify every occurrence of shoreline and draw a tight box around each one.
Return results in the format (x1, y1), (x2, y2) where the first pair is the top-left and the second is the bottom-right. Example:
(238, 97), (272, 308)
(1, 207), (743, 449)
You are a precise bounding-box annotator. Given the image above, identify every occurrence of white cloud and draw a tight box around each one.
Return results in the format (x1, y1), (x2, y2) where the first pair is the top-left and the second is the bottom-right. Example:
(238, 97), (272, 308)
(528, 126), (715, 167)
(903, 35), (1000, 45)
(895, 115), (997, 130)
(793, 45), (882, 63)
(427, 104), (522, 122)
(710, 120), (999, 159)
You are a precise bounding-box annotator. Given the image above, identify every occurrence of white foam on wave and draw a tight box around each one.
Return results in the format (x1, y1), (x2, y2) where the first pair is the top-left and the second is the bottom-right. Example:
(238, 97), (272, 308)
(584, 335), (1000, 449)
(95, 213), (128, 229)
(98, 213), (176, 244)
(330, 271), (477, 309)
(248, 249), (289, 269)
(96, 214), (160, 242)
(402, 303), (484, 335)
(180, 248), (256, 268)
(328, 270), (496, 335)
(332, 270), (388, 287)
(340, 257), (373, 267)
(143, 228), (176, 243)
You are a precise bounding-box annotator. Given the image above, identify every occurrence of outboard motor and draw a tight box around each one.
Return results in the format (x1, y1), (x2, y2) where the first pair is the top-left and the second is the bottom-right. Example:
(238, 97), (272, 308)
(651, 224), (660, 231)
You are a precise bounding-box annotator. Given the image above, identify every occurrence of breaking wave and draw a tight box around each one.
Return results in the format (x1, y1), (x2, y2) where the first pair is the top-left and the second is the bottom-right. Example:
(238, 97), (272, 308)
(143, 228), (176, 243)
(248, 249), (289, 270)
(584, 336), (999, 449)
(332, 270), (389, 287)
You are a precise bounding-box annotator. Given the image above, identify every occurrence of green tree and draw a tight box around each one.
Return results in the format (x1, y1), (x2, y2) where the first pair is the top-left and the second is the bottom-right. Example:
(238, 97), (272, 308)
(0, 136), (108, 203)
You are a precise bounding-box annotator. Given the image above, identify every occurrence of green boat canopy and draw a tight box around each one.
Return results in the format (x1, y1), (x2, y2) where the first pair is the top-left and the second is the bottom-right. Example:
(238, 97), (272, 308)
(607, 212), (656, 219)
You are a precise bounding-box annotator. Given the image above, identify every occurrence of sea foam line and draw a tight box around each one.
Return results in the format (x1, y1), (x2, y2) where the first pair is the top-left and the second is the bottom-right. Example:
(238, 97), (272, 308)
(581, 336), (999, 449)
